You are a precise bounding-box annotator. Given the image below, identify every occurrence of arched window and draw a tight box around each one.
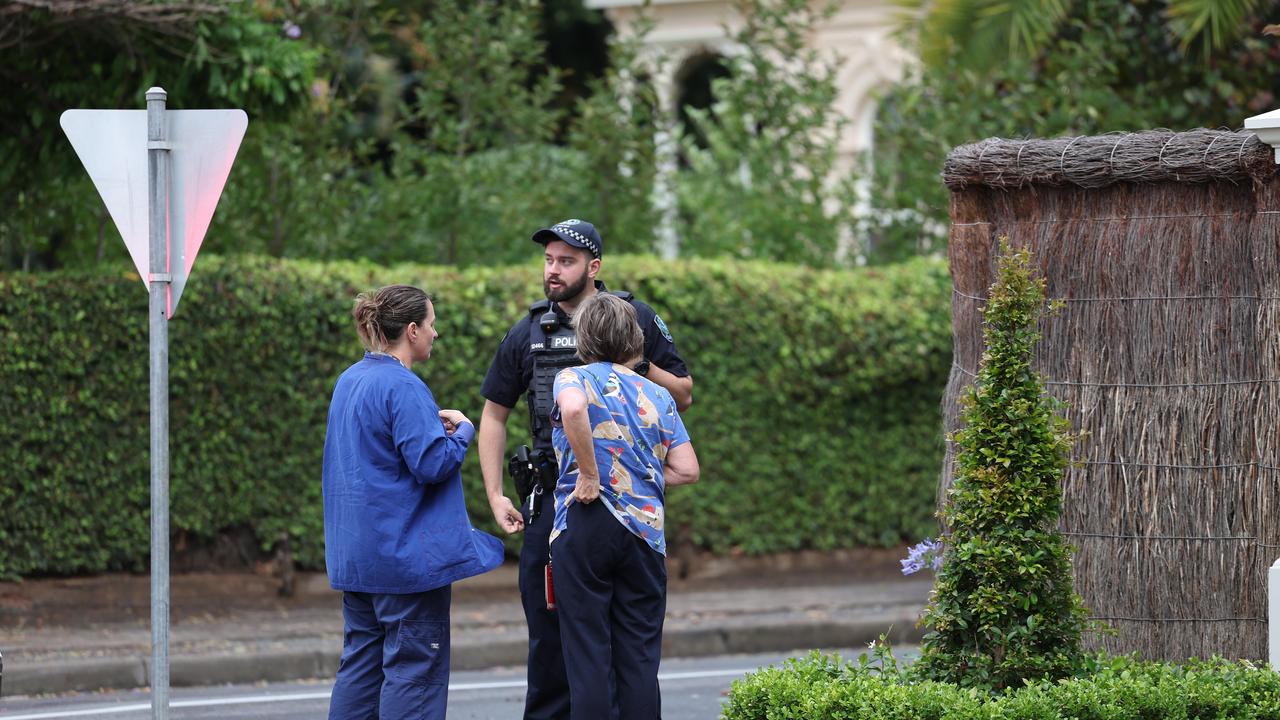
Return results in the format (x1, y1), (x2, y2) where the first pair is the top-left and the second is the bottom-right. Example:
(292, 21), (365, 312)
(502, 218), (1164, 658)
(673, 51), (730, 155)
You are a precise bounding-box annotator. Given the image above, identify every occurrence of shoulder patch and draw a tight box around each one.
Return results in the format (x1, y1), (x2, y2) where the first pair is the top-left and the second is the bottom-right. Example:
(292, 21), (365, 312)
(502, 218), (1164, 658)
(653, 314), (673, 342)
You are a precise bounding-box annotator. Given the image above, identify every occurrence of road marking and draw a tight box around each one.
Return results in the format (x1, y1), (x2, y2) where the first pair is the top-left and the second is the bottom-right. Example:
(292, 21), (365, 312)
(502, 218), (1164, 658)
(2, 667), (757, 719)
(1, 692), (332, 719)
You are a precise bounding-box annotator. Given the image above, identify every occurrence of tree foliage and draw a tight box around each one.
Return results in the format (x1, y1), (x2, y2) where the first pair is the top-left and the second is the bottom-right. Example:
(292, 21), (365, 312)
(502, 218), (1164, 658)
(0, 0), (647, 271)
(565, 13), (663, 254)
(900, 0), (1263, 71)
(0, 0), (319, 271)
(676, 0), (859, 266)
(378, 0), (567, 264)
(868, 0), (1280, 261)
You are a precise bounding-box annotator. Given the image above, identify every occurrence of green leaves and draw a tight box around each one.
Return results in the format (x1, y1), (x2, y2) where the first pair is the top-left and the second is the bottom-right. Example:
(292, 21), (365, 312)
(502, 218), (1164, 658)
(915, 240), (1087, 691)
(675, 0), (858, 266)
(908, 0), (1072, 70)
(1165, 0), (1262, 59)
(870, 0), (1280, 263)
(903, 0), (1260, 72)
(3, 1), (641, 271)
(724, 652), (1280, 720)
(0, 253), (953, 576)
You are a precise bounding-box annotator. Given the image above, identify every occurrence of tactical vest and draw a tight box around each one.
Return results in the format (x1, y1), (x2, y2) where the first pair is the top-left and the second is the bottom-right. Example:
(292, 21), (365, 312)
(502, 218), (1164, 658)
(527, 290), (634, 450)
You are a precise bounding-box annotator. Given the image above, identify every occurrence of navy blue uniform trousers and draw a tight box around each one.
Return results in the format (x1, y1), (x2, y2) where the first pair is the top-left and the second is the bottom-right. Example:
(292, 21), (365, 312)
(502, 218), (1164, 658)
(553, 499), (667, 720)
(328, 586), (451, 720)
(521, 489), (572, 719)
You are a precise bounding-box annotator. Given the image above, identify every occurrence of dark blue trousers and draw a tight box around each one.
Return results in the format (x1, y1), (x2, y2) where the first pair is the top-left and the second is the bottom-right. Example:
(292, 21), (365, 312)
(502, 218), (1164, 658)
(520, 489), (572, 720)
(328, 586), (451, 720)
(553, 500), (666, 720)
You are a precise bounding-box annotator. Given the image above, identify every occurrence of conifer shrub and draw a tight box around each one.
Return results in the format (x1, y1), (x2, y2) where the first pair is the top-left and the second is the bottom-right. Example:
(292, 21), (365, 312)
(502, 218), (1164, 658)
(913, 239), (1089, 690)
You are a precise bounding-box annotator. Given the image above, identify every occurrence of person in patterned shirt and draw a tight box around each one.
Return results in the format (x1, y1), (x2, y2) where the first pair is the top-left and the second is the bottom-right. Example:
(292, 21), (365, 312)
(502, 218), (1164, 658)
(549, 292), (700, 720)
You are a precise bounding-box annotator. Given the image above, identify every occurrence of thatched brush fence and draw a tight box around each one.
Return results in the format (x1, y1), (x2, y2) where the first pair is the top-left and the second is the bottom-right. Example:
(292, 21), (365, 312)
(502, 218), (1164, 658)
(942, 129), (1280, 661)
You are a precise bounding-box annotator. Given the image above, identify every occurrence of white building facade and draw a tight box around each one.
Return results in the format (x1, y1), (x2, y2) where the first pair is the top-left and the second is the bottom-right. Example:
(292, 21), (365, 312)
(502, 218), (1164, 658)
(586, 0), (911, 169)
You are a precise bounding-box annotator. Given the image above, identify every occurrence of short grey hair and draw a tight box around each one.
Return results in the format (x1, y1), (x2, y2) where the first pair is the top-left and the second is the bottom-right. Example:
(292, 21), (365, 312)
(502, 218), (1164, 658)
(574, 293), (644, 365)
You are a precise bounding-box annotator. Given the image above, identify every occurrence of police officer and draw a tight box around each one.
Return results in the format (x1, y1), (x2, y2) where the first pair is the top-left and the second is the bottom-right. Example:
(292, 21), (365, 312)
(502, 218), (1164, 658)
(479, 219), (692, 720)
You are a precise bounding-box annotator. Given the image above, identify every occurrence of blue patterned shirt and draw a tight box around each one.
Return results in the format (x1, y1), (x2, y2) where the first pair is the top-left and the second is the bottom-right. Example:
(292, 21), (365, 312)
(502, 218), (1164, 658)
(550, 362), (690, 555)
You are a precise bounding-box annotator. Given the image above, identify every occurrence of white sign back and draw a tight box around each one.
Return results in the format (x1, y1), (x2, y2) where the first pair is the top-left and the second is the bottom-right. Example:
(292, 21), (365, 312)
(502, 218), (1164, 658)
(60, 109), (248, 316)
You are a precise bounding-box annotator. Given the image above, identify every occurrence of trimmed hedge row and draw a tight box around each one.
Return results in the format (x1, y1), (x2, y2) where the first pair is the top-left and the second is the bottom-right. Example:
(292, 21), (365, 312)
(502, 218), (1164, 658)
(0, 254), (951, 577)
(722, 652), (1280, 719)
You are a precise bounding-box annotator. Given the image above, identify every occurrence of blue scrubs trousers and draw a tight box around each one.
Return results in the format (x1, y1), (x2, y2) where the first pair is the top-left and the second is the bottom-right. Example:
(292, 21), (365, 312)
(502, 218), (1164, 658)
(520, 489), (572, 719)
(553, 499), (666, 720)
(328, 586), (451, 720)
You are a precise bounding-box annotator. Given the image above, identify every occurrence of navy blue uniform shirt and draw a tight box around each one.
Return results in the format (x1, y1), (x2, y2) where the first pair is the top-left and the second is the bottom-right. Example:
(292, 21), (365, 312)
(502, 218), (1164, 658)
(481, 282), (689, 409)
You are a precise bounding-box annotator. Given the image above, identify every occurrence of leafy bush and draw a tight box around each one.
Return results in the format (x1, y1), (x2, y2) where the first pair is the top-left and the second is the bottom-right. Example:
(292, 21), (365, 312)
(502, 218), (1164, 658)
(722, 652), (1280, 720)
(215, 138), (602, 266)
(914, 241), (1088, 690)
(0, 254), (951, 577)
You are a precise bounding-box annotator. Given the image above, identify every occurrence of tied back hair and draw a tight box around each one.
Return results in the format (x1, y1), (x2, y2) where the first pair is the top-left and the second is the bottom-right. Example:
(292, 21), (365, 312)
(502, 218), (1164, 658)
(352, 285), (430, 353)
(575, 293), (643, 365)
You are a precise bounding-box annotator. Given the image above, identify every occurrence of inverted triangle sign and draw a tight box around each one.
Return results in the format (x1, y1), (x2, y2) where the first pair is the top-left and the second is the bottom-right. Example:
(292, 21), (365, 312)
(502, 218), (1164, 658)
(60, 109), (248, 316)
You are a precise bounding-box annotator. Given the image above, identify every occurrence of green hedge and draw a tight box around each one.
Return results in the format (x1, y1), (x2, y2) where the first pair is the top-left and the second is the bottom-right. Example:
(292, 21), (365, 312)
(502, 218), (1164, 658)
(0, 254), (951, 577)
(723, 652), (1280, 719)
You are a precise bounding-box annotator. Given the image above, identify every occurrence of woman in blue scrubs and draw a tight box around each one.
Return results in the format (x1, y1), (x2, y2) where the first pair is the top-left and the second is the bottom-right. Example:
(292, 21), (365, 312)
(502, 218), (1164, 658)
(323, 284), (503, 719)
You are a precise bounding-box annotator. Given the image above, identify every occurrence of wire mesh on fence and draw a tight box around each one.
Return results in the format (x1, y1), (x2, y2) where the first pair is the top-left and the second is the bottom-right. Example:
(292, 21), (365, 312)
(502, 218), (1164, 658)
(942, 129), (1280, 661)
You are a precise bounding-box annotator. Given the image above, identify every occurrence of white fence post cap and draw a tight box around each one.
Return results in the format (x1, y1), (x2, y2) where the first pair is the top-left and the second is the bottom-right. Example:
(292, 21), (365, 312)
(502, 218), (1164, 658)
(1244, 108), (1280, 163)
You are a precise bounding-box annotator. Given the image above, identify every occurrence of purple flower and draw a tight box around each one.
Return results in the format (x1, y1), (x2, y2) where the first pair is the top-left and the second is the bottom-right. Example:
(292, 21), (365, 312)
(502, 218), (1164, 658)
(901, 538), (943, 575)
(282, 21), (302, 39)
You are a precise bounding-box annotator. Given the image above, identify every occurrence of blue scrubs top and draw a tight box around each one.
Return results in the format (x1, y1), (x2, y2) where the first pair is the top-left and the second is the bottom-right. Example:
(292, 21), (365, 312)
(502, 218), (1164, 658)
(323, 353), (503, 593)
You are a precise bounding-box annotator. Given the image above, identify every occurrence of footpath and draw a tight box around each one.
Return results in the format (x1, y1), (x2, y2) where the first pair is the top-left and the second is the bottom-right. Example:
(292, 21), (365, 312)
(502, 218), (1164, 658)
(0, 548), (932, 698)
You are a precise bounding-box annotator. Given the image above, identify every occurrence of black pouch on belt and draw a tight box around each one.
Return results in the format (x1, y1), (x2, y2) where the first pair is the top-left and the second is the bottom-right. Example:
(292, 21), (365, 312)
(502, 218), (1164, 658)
(509, 445), (535, 500)
(531, 448), (558, 493)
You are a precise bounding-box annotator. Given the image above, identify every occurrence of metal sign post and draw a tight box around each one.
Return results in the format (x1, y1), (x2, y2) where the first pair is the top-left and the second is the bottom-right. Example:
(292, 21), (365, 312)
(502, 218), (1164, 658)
(61, 89), (246, 720)
(146, 86), (172, 720)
